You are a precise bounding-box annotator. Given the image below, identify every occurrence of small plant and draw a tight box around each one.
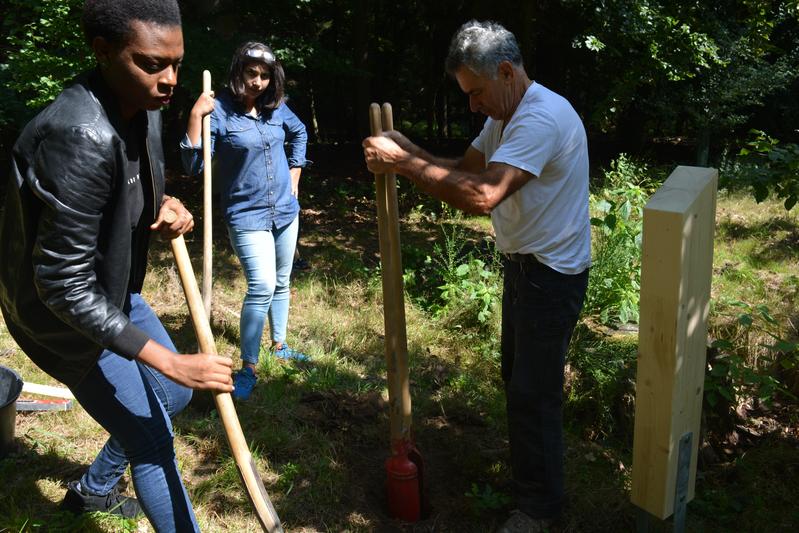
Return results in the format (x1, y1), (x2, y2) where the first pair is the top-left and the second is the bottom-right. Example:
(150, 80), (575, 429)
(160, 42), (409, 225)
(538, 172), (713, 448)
(403, 213), (502, 336)
(584, 154), (657, 325)
(705, 300), (797, 412)
(464, 482), (512, 514)
(435, 257), (501, 330)
(277, 462), (301, 494)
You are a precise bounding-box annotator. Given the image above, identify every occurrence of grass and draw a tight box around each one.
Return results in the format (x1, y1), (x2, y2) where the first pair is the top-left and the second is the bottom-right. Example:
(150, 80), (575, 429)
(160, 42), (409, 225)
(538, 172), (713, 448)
(1, 164), (798, 531)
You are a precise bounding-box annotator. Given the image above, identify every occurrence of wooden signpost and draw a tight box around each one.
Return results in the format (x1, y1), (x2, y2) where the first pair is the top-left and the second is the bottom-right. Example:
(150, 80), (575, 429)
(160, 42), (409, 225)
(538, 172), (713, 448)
(631, 166), (718, 531)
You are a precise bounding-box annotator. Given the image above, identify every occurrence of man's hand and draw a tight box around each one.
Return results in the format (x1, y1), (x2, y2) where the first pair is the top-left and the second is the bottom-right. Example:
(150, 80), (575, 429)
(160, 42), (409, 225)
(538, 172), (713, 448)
(382, 130), (419, 155)
(362, 134), (411, 174)
(151, 196), (194, 239)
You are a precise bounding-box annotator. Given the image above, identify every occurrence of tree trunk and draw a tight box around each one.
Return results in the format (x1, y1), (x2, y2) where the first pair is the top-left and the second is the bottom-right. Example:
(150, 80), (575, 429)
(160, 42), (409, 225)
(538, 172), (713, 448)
(696, 127), (711, 167)
(309, 82), (321, 143)
(352, 0), (374, 139)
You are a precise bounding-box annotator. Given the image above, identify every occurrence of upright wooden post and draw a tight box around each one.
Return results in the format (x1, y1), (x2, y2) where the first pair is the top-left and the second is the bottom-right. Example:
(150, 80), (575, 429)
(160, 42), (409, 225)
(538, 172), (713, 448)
(631, 166), (718, 521)
(202, 70), (213, 320)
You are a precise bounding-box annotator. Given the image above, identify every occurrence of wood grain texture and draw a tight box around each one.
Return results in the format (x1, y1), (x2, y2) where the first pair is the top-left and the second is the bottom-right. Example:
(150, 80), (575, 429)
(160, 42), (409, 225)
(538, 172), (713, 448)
(631, 166), (718, 518)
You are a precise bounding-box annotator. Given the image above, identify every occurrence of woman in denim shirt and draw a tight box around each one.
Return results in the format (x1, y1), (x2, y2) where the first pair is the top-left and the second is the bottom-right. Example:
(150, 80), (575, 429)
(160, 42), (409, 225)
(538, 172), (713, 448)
(182, 41), (308, 400)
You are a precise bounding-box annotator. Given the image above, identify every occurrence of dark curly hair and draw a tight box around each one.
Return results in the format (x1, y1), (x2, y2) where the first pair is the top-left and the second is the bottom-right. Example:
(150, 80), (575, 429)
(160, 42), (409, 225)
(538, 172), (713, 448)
(227, 41), (286, 112)
(82, 0), (181, 45)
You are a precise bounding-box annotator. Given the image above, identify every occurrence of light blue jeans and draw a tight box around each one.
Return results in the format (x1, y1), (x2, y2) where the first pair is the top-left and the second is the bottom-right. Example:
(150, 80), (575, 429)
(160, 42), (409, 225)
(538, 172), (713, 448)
(71, 293), (198, 532)
(228, 215), (299, 365)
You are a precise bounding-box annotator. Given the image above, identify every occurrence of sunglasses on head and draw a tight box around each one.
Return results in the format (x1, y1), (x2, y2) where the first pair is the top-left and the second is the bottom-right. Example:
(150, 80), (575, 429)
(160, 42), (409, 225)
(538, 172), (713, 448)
(245, 48), (276, 64)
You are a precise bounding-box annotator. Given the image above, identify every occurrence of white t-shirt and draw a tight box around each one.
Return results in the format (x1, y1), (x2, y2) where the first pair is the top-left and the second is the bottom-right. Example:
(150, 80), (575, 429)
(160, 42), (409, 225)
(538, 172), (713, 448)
(472, 82), (591, 275)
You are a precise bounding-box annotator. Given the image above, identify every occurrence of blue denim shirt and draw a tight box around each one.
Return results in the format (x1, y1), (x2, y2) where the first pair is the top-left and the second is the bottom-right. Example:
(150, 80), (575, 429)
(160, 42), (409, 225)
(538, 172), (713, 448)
(181, 90), (307, 231)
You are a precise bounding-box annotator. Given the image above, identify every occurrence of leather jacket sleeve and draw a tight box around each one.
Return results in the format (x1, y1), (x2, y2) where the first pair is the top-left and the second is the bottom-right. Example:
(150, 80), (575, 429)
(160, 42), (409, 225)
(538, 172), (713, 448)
(30, 123), (149, 359)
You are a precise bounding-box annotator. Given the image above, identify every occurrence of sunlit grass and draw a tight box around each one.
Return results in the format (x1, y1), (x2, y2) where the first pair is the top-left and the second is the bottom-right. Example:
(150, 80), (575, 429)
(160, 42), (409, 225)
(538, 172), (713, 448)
(1, 187), (797, 531)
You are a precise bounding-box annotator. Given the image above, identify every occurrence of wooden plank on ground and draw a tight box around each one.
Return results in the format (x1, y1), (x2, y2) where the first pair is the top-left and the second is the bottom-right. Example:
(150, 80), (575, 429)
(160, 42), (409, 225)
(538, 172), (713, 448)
(631, 165), (718, 519)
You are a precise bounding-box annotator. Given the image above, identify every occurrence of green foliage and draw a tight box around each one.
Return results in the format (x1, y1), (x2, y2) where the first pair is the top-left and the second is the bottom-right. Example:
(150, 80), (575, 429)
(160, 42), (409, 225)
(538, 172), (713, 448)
(276, 462), (301, 494)
(726, 129), (799, 210)
(435, 257), (501, 329)
(573, 1), (723, 82)
(566, 329), (638, 440)
(705, 300), (798, 411)
(584, 154), (656, 325)
(1, 0), (92, 110)
(427, 222), (502, 333)
(572, 0), (799, 156)
(464, 483), (512, 514)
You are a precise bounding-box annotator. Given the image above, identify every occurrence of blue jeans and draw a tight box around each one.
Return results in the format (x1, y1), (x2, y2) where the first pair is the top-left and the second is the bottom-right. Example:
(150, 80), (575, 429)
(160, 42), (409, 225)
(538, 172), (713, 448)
(228, 215), (299, 365)
(70, 293), (198, 532)
(501, 258), (588, 519)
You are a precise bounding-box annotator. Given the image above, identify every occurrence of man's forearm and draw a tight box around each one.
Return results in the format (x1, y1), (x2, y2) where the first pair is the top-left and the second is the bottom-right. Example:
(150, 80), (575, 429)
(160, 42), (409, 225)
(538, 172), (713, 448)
(407, 144), (462, 170)
(395, 155), (493, 215)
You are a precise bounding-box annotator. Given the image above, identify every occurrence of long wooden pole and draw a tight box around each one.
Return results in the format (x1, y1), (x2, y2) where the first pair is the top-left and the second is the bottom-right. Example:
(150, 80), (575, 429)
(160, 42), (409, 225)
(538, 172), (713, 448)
(380, 103), (412, 437)
(167, 212), (282, 532)
(202, 70), (213, 320)
(368, 103), (411, 442)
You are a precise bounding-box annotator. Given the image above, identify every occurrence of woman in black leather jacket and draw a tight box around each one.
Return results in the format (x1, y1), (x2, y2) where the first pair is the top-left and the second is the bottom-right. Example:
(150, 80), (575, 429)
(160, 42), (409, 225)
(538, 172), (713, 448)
(0, 1), (232, 530)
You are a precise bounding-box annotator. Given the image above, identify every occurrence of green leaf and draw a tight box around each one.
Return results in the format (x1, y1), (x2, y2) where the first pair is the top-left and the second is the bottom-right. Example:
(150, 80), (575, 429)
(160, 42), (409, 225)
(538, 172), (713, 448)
(711, 339), (734, 350)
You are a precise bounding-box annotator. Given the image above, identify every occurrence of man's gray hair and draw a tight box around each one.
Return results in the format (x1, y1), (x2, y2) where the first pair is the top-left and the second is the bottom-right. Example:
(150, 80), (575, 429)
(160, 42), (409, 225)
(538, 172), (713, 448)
(445, 20), (523, 79)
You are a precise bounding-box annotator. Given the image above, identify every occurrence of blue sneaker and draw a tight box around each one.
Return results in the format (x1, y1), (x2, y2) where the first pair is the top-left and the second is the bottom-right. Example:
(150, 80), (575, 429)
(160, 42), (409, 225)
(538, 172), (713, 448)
(273, 344), (309, 361)
(232, 367), (257, 400)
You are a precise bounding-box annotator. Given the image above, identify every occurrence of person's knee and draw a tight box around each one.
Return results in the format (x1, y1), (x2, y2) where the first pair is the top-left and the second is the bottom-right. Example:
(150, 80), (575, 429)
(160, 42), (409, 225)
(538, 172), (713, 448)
(128, 428), (175, 464)
(247, 276), (276, 300)
(170, 386), (192, 415)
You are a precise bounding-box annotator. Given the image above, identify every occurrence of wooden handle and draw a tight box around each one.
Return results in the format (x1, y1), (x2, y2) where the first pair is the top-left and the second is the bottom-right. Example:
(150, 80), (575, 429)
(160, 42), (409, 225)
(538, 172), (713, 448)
(167, 219), (282, 532)
(369, 103), (411, 442)
(202, 70), (213, 320)
(380, 102), (412, 436)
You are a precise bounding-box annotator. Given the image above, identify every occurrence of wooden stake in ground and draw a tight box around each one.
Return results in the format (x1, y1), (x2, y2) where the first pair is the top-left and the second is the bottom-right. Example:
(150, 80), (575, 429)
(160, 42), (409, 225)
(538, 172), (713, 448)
(166, 210), (283, 533)
(202, 69), (213, 320)
(631, 166), (717, 525)
(368, 102), (423, 522)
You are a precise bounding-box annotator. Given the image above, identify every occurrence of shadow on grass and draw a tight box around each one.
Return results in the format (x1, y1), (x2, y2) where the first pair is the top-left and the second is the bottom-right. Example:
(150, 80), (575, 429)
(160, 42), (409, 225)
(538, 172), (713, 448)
(167, 320), (651, 532)
(0, 435), (136, 532)
(718, 217), (799, 265)
(154, 154), (799, 531)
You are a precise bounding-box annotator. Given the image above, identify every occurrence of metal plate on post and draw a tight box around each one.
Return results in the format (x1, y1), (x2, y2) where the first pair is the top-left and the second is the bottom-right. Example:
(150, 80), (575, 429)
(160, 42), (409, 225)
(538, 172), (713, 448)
(673, 432), (693, 533)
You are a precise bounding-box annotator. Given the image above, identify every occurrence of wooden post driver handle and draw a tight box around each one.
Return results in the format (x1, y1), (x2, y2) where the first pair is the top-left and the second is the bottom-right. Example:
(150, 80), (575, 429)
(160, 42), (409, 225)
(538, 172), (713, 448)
(164, 210), (283, 533)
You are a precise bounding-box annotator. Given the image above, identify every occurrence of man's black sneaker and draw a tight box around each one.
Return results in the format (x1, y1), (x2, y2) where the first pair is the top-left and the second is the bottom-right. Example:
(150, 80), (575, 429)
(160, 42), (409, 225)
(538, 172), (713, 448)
(60, 480), (143, 518)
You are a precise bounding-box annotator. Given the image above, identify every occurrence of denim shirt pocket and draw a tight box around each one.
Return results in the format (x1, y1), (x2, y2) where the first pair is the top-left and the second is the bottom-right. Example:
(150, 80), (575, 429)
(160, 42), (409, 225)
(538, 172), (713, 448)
(265, 117), (285, 143)
(225, 117), (256, 151)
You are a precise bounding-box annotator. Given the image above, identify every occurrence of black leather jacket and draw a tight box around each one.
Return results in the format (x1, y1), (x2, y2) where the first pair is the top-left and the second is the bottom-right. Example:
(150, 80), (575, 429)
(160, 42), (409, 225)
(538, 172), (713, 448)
(0, 69), (166, 388)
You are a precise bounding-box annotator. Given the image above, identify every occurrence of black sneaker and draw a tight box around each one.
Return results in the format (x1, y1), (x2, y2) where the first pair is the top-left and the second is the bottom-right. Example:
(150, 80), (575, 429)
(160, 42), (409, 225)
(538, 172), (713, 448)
(60, 480), (143, 518)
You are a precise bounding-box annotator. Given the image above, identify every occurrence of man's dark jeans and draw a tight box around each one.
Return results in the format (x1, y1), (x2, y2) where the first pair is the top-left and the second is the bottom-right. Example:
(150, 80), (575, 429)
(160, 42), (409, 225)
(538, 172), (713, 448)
(501, 256), (588, 519)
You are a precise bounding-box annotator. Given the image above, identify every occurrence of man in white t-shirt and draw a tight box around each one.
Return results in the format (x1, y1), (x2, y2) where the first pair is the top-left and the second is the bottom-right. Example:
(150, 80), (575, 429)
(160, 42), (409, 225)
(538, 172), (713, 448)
(363, 20), (590, 532)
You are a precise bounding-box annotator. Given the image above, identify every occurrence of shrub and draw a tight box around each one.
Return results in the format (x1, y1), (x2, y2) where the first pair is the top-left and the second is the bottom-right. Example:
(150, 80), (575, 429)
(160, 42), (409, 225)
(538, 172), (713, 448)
(723, 129), (799, 211)
(2, 0), (92, 111)
(426, 221), (502, 335)
(705, 300), (797, 414)
(584, 154), (657, 325)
